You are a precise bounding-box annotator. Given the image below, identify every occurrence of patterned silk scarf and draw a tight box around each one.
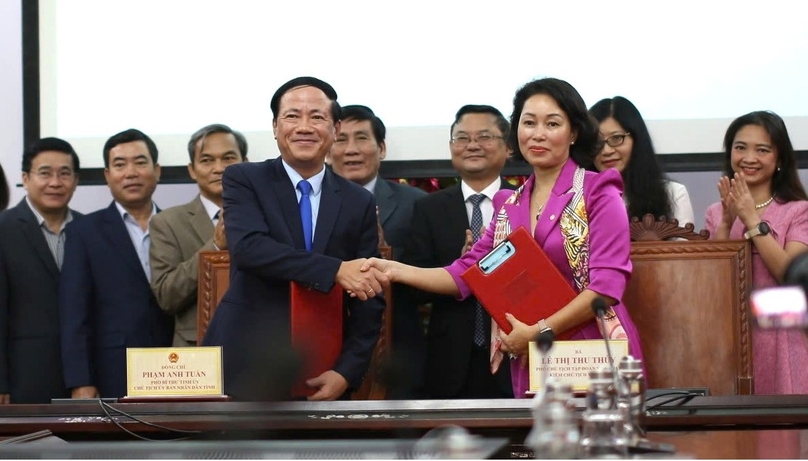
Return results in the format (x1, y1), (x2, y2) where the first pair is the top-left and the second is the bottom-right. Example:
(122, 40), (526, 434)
(489, 167), (626, 373)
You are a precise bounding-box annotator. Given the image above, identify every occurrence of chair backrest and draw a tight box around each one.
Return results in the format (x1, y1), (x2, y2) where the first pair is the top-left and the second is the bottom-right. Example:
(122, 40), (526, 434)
(197, 250), (231, 345)
(630, 214), (710, 241)
(351, 242), (393, 401)
(624, 240), (753, 395)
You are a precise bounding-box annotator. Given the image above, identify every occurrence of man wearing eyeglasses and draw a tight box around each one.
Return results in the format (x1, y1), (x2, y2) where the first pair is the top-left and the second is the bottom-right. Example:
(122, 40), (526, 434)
(403, 105), (517, 399)
(0, 138), (81, 404)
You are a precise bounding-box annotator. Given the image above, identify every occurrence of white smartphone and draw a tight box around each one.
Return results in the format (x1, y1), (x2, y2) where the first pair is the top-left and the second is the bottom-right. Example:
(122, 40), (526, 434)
(750, 286), (808, 329)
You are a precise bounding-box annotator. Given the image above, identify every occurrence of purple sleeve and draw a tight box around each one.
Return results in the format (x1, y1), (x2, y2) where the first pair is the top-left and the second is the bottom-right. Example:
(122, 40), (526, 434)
(585, 169), (631, 301)
(444, 189), (515, 300)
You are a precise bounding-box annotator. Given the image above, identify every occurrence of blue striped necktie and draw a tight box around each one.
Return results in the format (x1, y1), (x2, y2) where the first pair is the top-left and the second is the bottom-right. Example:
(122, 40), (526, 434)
(297, 180), (313, 252)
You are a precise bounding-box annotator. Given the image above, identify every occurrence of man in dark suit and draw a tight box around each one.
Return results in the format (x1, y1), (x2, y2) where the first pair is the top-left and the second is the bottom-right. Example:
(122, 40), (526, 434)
(202, 77), (386, 402)
(0, 138), (81, 404)
(403, 105), (516, 399)
(327, 105), (426, 258)
(60, 129), (173, 399)
(327, 105), (427, 397)
(0, 162), (9, 212)
(150, 124), (247, 347)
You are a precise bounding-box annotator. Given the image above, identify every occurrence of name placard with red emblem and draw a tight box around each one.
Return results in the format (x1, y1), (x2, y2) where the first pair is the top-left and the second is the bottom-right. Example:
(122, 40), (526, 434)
(126, 347), (223, 397)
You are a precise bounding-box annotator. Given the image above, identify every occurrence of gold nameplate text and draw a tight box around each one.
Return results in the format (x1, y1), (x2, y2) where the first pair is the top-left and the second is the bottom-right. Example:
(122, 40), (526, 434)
(126, 347), (223, 397)
(528, 339), (629, 393)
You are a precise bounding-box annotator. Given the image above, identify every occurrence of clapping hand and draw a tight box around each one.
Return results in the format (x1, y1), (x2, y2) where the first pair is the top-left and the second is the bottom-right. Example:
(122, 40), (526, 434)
(717, 175), (737, 228)
(213, 208), (227, 250)
(727, 173), (758, 225)
(459, 226), (485, 257)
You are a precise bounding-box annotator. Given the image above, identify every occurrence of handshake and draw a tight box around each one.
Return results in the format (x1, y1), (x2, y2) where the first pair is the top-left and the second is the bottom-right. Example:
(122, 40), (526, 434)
(334, 257), (397, 301)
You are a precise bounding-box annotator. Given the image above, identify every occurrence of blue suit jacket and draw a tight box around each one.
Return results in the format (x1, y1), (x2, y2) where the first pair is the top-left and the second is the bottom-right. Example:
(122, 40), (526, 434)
(202, 158), (385, 401)
(59, 202), (173, 398)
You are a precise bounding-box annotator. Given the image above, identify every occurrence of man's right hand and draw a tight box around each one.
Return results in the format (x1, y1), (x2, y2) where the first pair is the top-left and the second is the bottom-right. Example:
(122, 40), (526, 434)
(0, 393), (9, 404)
(460, 229), (474, 256)
(213, 209), (227, 250)
(459, 226), (485, 256)
(336, 259), (387, 301)
(71, 386), (99, 399)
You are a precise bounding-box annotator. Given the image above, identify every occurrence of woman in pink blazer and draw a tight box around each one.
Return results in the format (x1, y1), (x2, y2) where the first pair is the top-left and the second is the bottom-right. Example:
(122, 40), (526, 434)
(362, 78), (643, 397)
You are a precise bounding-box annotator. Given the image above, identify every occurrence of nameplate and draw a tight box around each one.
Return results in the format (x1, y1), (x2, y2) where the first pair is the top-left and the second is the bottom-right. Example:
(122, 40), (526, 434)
(126, 347), (223, 397)
(528, 339), (628, 393)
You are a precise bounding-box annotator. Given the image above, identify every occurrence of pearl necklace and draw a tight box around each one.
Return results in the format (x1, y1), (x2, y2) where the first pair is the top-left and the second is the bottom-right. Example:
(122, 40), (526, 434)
(755, 196), (774, 209)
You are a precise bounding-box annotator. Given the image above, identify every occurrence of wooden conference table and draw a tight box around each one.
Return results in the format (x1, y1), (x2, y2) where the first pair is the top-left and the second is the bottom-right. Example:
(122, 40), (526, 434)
(1, 395), (808, 458)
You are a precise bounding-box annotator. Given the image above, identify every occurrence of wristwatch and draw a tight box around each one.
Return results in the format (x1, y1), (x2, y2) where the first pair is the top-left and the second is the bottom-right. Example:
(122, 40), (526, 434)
(537, 319), (553, 334)
(744, 221), (771, 240)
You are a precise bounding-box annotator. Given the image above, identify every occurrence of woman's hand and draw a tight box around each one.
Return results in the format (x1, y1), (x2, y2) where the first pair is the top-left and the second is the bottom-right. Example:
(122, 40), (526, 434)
(499, 313), (536, 357)
(727, 173), (758, 227)
(717, 175), (737, 228)
(360, 257), (398, 283)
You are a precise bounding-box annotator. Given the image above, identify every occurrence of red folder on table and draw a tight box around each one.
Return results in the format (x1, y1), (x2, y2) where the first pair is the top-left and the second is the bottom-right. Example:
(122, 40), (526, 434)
(460, 226), (577, 339)
(290, 282), (343, 398)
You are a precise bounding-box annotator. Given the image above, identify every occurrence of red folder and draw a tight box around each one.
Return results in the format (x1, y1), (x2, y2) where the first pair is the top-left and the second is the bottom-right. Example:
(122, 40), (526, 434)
(460, 226), (577, 339)
(290, 282), (343, 398)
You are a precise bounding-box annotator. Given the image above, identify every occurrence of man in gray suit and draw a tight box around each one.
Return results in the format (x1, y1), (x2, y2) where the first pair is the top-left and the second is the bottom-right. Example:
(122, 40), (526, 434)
(328, 105), (427, 398)
(328, 105), (426, 259)
(149, 124), (247, 347)
(0, 138), (81, 403)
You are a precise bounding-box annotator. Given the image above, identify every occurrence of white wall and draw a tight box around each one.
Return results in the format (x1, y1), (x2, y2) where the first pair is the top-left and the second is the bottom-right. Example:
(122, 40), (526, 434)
(0, 1), (199, 213)
(3, 2), (807, 224)
(0, 0), (24, 207)
(34, 1), (808, 168)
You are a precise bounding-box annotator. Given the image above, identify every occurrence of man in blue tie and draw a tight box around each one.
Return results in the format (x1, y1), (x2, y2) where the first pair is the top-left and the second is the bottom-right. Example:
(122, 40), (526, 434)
(202, 77), (386, 401)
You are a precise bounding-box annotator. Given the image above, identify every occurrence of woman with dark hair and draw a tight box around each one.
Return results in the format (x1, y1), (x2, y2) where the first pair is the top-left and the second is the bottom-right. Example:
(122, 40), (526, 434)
(362, 78), (643, 397)
(705, 110), (808, 394)
(589, 96), (694, 225)
(0, 162), (9, 211)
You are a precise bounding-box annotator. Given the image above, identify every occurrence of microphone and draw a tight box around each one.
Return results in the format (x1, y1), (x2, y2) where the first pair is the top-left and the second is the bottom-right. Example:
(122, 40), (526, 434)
(534, 328), (555, 399)
(591, 296), (620, 408)
(535, 328), (555, 356)
(785, 251), (808, 292)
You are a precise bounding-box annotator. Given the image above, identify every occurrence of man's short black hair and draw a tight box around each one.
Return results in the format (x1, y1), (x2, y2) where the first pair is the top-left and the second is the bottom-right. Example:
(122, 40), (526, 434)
(22, 137), (81, 173)
(340, 105), (386, 144)
(270, 76), (340, 122)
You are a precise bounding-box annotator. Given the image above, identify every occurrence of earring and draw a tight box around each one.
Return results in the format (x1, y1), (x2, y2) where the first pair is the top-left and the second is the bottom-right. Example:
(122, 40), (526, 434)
(777, 166), (781, 172)
(571, 141), (575, 145)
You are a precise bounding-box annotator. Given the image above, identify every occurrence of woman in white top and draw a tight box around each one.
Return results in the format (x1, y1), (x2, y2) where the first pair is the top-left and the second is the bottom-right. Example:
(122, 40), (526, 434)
(589, 97), (694, 226)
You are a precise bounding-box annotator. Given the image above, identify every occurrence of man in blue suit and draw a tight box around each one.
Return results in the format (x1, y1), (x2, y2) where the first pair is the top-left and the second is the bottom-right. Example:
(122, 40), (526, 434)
(202, 77), (386, 401)
(60, 129), (173, 399)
